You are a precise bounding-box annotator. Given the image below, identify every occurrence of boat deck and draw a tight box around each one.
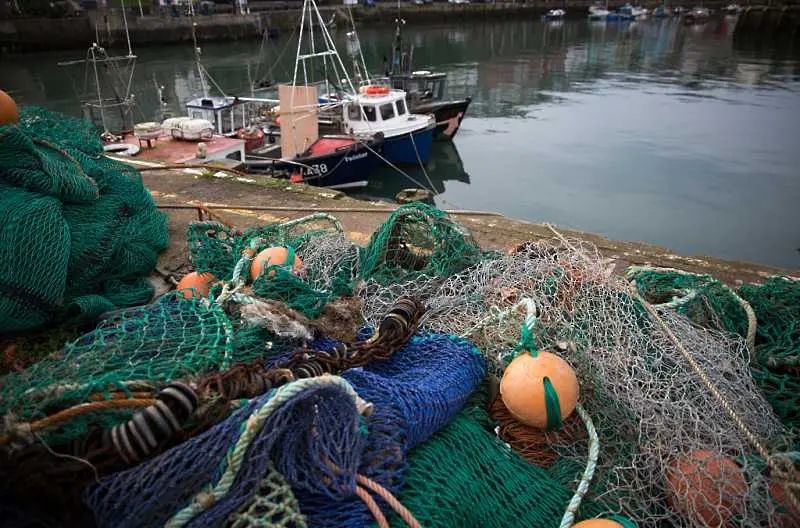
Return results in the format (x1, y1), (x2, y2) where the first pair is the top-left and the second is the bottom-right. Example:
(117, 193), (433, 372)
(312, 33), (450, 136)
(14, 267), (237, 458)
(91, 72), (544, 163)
(120, 132), (246, 165)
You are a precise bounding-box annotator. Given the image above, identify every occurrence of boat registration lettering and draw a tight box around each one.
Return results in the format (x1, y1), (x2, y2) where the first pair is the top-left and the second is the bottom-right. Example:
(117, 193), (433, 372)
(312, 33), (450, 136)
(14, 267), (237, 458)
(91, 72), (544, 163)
(307, 164), (328, 175)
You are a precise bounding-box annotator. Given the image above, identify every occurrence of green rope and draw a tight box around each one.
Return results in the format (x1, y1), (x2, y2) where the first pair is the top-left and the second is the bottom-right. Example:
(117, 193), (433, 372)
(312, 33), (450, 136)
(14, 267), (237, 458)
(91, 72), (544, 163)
(543, 377), (563, 431)
(520, 324), (538, 356)
(165, 376), (358, 528)
(608, 514), (638, 527)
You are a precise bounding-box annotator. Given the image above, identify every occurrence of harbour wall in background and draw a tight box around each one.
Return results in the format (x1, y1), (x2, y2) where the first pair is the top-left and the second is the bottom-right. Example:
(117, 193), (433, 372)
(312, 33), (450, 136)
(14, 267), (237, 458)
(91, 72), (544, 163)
(1, 2), (797, 53)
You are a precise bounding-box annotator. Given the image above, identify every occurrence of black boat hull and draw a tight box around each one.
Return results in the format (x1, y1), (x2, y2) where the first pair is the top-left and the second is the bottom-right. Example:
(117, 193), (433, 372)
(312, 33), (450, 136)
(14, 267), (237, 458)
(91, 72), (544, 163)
(410, 98), (472, 141)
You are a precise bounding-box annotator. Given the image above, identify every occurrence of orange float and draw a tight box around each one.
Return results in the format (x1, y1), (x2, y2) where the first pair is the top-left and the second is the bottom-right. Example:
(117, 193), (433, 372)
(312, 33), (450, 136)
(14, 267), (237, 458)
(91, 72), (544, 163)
(250, 246), (303, 280)
(666, 450), (748, 527)
(572, 519), (626, 528)
(175, 272), (216, 299)
(499, 350), (579, 430)
(0, 89), (19, 126)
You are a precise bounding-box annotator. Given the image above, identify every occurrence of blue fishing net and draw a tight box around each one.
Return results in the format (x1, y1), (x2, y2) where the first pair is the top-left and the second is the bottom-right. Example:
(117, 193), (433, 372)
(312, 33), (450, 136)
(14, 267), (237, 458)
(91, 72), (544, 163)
(85, 381), (362, 528)
(85, 332), (486, 528)
(294, 332), (487, 528)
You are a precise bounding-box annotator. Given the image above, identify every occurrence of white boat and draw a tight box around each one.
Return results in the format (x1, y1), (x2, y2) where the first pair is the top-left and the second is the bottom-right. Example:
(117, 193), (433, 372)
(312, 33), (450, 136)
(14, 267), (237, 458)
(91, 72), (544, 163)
(588, 4), (611, 20)
(544, 8), (566, 20)
(725, 3), (742, 14)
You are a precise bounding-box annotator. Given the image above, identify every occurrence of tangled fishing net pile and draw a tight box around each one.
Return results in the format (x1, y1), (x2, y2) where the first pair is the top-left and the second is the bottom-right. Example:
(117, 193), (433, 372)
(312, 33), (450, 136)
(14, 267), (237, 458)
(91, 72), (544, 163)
(0, 108), (168, 335)
(1, 117), (799, 527)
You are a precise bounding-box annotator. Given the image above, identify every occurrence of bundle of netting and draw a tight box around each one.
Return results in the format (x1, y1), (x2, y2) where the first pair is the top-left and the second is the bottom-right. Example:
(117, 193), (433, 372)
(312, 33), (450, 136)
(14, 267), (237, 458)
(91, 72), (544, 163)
(0, 107), (168, 334)
(739, 277), (800, 434)
(357, 202), (492, 285)
(86, 332), (486, 528)
(188, 213), (359, 318)
(626, 265), (756, 347)
(357, 233), (797, 527)
(0, 293), (248, 447)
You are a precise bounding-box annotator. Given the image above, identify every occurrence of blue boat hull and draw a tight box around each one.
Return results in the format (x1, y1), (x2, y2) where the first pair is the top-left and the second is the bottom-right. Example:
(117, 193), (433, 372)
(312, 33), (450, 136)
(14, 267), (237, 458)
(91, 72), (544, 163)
(381, 125), (435, 165)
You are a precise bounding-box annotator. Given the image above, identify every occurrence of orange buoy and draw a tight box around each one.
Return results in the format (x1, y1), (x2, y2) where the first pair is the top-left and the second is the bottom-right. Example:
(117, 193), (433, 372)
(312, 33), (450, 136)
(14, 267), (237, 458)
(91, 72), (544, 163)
(175, 271), (216, 299)
(250, 246), (303, 281)
(666, 450), (748, 527)
(770, 480), (800, 527)
(572, 519), (626, 528)
(0, 89), (19, 126)
(500, 350), (579, 430)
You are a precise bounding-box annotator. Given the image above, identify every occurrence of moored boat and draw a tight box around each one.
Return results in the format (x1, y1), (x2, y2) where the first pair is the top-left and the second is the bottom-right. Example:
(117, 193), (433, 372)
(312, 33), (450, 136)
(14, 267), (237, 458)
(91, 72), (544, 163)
(342, 86), (436, 165)
(379, 20), (472, 142)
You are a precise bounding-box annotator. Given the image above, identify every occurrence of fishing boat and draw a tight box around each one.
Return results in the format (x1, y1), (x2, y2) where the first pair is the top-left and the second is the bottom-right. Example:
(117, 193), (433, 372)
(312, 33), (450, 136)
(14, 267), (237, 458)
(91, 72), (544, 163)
(684, 6), (710, 23)
(588, 3), (611, 20)
(724, 3), (742, 14)
(652, 5), (672, 18)
(282, 5), (436, 167)
(341, 85), (435, 165)
(377, 20), (472, 141)
(543, 9), (567, 20)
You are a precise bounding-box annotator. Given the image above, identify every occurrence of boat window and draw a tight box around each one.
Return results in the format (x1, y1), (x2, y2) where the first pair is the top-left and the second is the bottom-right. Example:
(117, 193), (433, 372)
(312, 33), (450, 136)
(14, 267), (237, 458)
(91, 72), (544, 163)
(380, 103), (395, 120)
(347, 104), (361, 121)
(396, 99), (407, 115)
(362, 105), (377, 122)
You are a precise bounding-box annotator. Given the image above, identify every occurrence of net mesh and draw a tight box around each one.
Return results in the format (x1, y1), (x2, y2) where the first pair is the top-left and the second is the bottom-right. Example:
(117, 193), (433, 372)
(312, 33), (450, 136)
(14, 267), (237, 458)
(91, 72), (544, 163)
(739, 277), (800, 433)
(357, 237), (795, 527)
(357, 202), (492, 285)
(2, 191), (799, 528)
(0, 294), (237, 445)
(0, 107), (168, 334)
(393, 384), (607, 528)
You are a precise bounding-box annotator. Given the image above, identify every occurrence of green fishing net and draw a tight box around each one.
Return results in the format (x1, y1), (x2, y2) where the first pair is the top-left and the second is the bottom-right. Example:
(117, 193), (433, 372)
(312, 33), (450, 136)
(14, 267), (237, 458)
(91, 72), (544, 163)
(0, 107), (168, 334)
(0, 294), (238, 444)
(358, 202), (492, 284)
(188, 214), (358, 318)
(627, 266), (750, 338)
(392, 385), (607, 528)
(739, 277), (800, 432)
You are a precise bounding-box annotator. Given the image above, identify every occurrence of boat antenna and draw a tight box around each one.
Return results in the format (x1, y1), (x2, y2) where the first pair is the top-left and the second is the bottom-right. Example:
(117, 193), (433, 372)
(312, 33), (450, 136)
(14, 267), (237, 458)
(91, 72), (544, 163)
(345, 5), (371, 85)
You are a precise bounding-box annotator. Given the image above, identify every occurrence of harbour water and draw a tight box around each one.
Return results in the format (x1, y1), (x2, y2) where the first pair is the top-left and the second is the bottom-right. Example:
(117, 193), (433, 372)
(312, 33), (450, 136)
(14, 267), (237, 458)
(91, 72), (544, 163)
(1, 17), (799, 268)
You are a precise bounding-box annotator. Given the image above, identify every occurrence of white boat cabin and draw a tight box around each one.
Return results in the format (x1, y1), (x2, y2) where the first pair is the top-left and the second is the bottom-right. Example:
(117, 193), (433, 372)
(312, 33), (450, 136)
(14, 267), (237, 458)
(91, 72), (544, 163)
(185, 96), (252, 136)
(342, 87), (433, 139)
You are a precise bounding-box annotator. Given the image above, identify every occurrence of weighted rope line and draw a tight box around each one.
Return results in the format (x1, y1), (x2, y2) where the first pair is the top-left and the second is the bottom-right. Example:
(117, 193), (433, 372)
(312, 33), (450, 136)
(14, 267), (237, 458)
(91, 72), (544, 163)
(544, 223), (800, 512)
(0, 399), (156, 446)
(165, 376), (359, 528)
(559, 403), (599, 528)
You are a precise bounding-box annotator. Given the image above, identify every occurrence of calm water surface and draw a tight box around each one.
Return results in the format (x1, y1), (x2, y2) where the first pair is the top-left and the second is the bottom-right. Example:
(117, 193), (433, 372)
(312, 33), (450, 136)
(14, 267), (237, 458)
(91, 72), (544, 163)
(2, 18), (799, 268)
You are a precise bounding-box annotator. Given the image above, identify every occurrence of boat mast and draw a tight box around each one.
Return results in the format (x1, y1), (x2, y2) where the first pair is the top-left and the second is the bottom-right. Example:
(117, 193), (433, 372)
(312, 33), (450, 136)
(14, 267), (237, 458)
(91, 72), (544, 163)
(189, 2), (209, 98)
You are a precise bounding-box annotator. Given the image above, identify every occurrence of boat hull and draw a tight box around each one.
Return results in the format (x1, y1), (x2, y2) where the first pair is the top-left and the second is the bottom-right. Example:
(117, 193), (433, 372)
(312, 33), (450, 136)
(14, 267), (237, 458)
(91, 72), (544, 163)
(410, 98), (471, 141)
(382, 124), (435, 165)
(246, 139), (381, 190)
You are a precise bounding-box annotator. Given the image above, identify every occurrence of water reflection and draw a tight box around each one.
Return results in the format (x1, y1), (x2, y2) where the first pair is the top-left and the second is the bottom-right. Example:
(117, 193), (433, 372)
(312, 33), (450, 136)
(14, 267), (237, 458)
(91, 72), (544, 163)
(354, 141), (471, 205)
